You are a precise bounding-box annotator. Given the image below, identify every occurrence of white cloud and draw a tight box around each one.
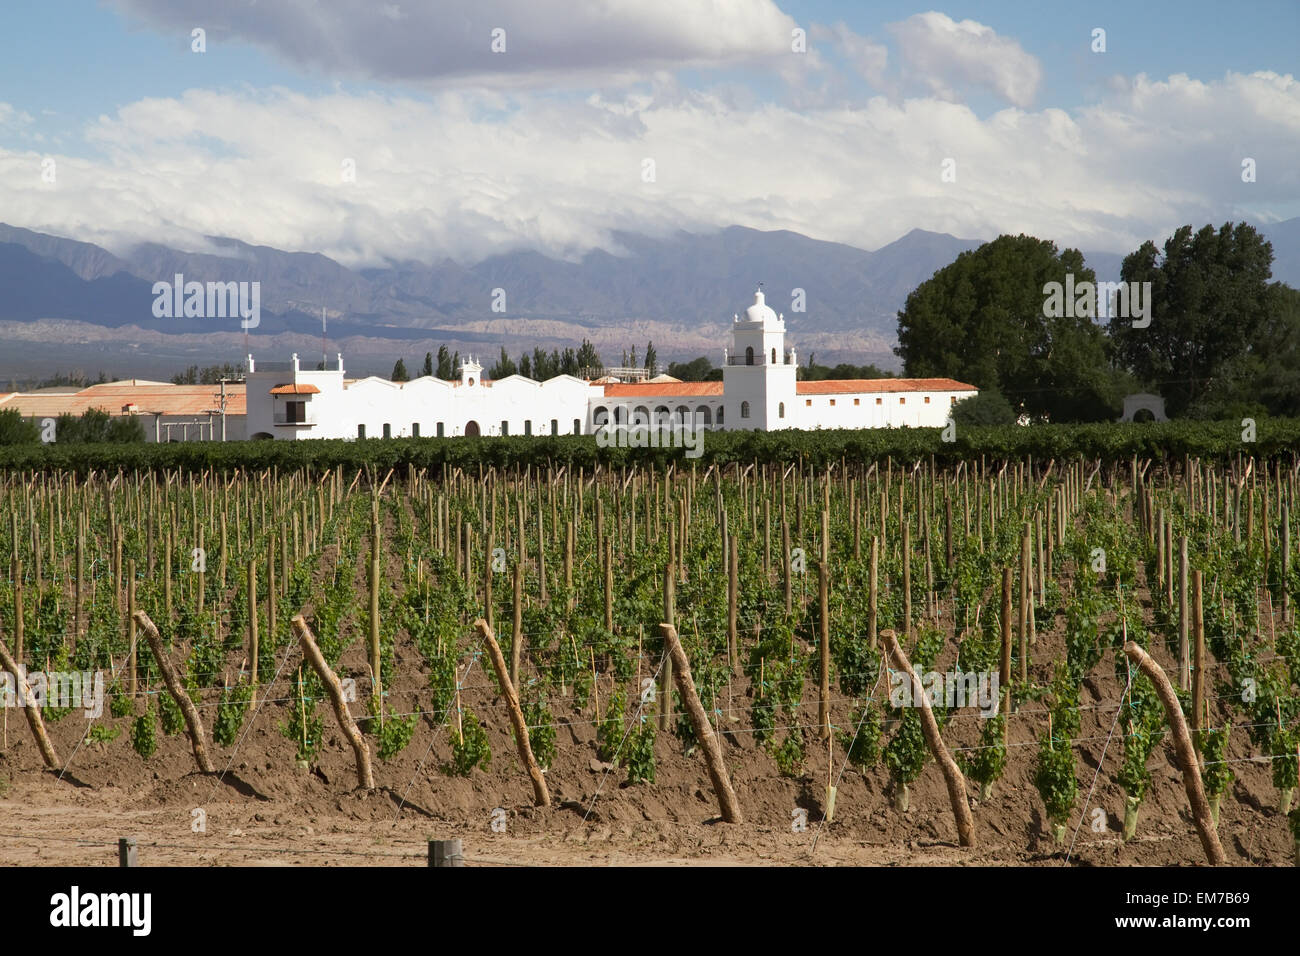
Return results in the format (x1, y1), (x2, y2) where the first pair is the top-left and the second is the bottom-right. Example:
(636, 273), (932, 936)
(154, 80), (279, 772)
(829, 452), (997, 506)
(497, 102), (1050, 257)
(816, 22), (888, 87)
(0, 71), (1296, 267)
(110, 0), (798, 87)
(889, 12), (1042, 108)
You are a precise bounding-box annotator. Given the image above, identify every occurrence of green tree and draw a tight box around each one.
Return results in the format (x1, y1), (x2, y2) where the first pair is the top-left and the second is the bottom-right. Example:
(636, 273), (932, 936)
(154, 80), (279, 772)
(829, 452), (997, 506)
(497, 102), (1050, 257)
(896, 234), (1117, 421)
(1184, 281), (1300, 419)
(0, 409), (39, 445)
(575, 339), (601, 375)
(421, 351), (434, 378)
(1108, 222), (1275, 418)
(644, 341), (657, 374)
(667, 357), (717, 381)
(391, 358), (409, 382)
(489, 347), (516, 380)
(436, 345), (453, 379)
(54, 408), (144, 444)
(951, 388), (1016, 425)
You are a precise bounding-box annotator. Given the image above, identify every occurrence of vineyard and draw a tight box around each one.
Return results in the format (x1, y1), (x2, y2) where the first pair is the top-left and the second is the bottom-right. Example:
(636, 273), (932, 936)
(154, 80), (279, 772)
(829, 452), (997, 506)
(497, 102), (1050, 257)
(1, 453), (1299, 866)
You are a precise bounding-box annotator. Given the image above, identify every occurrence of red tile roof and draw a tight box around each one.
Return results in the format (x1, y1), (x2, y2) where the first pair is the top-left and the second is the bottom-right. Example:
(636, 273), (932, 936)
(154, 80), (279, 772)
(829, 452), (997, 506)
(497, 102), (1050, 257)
(0, 383), (246, 417)
(796, 378), (976, 395)
(270, 384), (321, 395)
(601, 382), (724, 397)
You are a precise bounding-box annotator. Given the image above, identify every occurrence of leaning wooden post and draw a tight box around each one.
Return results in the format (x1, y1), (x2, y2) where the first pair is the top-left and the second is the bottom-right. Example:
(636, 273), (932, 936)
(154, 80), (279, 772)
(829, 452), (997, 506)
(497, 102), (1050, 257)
(658, 623), (743, 824)
(882, 628), (975, 847)
(132, 611), (215, 773)
(0, 633), (60, 769)
(292, 615), (374, 790)
(1122, 640), (1225, 866)
(474, 619), (550, 807)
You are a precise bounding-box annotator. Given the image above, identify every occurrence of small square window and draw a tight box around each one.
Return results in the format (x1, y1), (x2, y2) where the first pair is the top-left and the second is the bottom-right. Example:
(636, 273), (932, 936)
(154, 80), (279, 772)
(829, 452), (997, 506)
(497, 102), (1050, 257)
(951, 396), (957, 405)
(805, 399), (812, 407)
(875, 398), (882, 406)
(924, 396), (931, 404)
(900, 397), (906, 405)
(829, 399), (836, 406)
(854, 398), (860, 406)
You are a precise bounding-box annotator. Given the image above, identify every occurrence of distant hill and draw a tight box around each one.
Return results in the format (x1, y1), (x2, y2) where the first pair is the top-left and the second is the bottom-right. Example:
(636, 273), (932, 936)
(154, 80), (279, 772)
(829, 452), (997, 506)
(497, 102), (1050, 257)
(0, 217), (1294, 375)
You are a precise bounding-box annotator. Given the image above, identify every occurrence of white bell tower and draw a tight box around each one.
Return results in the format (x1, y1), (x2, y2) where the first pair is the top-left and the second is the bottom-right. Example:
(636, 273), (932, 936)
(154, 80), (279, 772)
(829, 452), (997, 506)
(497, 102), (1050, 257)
(722, 287), (797, 430)
(459, 355), (483, 387)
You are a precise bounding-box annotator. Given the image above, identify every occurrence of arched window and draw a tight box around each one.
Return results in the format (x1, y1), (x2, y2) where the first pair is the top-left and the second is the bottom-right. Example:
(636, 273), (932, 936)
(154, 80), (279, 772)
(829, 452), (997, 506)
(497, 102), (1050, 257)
(632, 405), (650, 425)
(675, 404), (689, 424)
(700, 406), (712, 426)
(740, 401), (750, 419)
(717, 406), (725, 425)
(613, 406), (625, 425)
(778, 402), (785, 419)
(745, 346), (754, 366)
(593, 406), (610, 426)
(771, 347), (776, 365)
(654, 405), (671, 427)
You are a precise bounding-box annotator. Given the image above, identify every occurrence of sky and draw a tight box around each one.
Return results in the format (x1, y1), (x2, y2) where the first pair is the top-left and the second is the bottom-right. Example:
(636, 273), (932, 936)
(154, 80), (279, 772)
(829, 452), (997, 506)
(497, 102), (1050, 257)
(1, 0), (1297, 267)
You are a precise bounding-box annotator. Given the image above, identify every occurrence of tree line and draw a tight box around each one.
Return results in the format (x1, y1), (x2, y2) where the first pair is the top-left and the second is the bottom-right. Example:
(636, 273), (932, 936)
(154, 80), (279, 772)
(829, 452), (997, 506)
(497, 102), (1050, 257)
(0, 407), (145, 445)
(897, 221), (1298, 423)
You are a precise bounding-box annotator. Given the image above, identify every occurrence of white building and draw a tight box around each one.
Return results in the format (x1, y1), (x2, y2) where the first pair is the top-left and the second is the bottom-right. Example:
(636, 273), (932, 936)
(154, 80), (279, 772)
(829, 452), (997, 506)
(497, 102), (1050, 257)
(245, 289), (977, 440)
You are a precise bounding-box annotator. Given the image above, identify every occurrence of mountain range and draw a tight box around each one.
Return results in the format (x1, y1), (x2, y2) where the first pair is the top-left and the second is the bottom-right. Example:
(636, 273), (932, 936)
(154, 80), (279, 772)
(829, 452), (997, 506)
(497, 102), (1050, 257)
(0, 219), (1295, 381)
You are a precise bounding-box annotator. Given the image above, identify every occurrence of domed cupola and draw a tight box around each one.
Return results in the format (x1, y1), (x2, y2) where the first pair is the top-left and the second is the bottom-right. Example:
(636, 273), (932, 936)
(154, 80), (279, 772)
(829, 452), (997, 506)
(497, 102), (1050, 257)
(743, 288), (779, 327)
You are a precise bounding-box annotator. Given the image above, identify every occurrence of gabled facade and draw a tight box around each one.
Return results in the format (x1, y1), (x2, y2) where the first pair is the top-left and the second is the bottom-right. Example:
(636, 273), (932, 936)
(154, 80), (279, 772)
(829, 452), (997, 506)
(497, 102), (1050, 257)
(243, 290), (978, 440)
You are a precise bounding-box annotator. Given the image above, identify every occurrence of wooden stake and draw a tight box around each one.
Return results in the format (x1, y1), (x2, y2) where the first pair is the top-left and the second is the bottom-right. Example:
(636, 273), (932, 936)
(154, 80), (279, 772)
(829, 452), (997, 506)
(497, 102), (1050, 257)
(0, 634), (59, 769)
(882, 628), (975, 847)
(474, 619), (550, 807)
(659, 623), (743, 824)
(132, 610), (215, 773)
(292, 615), (374, 789)
(1122, 640), (1225, 865)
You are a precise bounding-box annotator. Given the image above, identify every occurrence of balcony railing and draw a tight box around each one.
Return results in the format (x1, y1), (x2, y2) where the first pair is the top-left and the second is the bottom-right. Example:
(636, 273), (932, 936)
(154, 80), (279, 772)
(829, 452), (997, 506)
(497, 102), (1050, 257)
(726, 351), (794, 367)
(273, 413), (316, 426)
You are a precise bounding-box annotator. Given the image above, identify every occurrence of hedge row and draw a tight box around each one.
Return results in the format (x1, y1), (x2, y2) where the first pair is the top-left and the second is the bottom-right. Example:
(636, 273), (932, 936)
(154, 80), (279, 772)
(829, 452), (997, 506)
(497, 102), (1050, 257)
(1, 419), (1297, 476)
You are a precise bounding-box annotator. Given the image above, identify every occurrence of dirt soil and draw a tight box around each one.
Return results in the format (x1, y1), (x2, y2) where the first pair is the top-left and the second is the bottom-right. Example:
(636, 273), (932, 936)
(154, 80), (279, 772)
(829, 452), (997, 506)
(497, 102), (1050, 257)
(0, 641), (1291, 867)
(1, 514), (1293, 868)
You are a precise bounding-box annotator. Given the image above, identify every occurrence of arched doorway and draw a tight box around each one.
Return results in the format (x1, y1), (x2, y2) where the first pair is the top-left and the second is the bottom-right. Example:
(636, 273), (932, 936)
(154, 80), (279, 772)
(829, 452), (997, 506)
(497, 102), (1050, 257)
(465, 420), (480, 437)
